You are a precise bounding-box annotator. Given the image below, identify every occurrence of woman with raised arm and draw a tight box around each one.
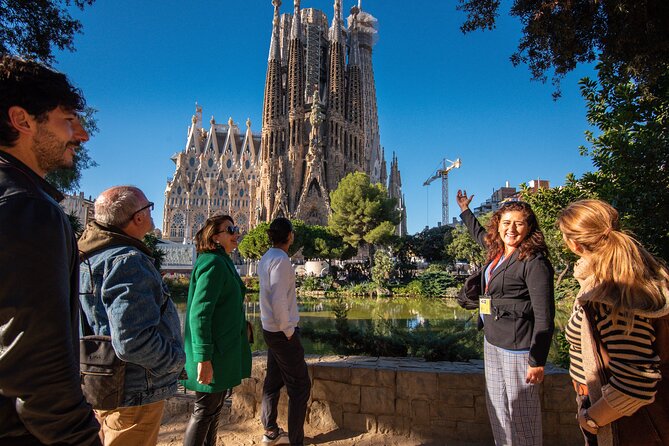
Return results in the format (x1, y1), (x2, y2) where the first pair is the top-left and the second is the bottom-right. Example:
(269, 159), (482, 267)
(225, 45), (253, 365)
(456, 190), (555, 446)
(558, 199), (669, 445)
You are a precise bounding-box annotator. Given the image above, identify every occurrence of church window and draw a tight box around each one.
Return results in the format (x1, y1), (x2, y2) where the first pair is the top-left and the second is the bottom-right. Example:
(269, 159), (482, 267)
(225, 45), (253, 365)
(218, 188), (224, 196)
(198, 187), (203, 196)
(239, 189), (244, 197)
(170, 213), (185, 238)
(208, 158), (214, 168)
(194, 214), (206, 233)
(177, 186), (182, 195)
(245, 160), (250, 169)
(189, 157), (195, 167)
(226, 159), (232, 169)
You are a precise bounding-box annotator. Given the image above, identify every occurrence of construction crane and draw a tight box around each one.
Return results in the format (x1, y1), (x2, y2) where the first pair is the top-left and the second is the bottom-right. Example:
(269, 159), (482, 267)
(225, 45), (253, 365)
(423, 158), (461, 226)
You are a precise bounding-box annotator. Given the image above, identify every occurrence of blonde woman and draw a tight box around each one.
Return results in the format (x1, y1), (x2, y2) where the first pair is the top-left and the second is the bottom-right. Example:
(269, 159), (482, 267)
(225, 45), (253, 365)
(558, 199), (669, 445)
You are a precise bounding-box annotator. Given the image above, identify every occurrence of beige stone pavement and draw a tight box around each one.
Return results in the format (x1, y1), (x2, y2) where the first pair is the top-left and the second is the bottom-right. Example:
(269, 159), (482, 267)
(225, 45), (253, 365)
(156, 412), (443, 446)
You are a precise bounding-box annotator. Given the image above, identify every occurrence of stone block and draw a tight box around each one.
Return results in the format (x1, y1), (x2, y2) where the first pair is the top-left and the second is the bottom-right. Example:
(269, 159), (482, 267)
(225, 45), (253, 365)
(395, 398), (410, 417)
(430, 401), (476, 421)
(342, 402), (360, 413)
(438, 371), (485, 391)
(311, 379), (360, 405)
(397, 371), (438, 399)
(455, 421), (494, 443)
(312, 364), (351, 383)
(542, 411), (559, 436)
(474, 395), (490, 423)
(411, 399), (430, 425)
(342, 412), (376, 433)
(377, 368), (396, 388)
(437, 389), (475, 408)
(307, 400), (342, 430)
(543, 385), (576, 409)
(377, 415), (410, 436)
(349, 367), (377, 386)
(360, 386), (395, 415)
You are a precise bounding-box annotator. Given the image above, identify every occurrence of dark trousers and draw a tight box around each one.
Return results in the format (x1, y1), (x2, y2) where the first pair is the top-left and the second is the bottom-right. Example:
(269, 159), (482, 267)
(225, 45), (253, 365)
(183, 390), (227, 446)
(261, 328), (311, 446)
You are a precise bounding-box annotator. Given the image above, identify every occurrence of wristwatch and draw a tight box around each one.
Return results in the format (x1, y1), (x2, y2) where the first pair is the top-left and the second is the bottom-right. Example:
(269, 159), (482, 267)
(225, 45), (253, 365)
(583, 410), (600, 431)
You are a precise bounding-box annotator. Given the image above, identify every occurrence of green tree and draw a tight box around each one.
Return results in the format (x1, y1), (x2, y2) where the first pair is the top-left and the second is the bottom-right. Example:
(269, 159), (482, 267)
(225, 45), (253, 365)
(371, 250), (395, 288)
(238, 222), (270, 260)
(520, 179), (593, 283)
(143, 232), (166, 271)
(238, 219), (306, 260)
(301, 225), (355, 274)
(1, 0), (96, 64)
(457, 0), (669, 96)
(578, 63), (669, 260)
(329, 172), (400, 249)
(446, 213), (490, 267)
(406, 225), (454, 262)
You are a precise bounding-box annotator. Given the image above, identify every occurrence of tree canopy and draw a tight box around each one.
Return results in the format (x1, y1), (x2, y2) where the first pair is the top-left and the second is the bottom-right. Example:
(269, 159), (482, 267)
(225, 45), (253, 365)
(446, 213), (490, 267)
(405, 225), (454, 263)
(457, 0), (669, 95)
(1, 0), (96, 64)
(578, 64), (669, 260)
(238, 220), (307, 260)
(329, 172), (400, 249)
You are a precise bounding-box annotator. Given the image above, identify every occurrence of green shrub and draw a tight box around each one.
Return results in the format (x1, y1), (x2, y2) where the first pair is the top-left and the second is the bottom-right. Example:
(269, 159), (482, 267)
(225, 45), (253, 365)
(418, 271), (458, 297)
(164, 276), (189, 303)
(298, 275), (320, 292)
(243, 276), (260, 292)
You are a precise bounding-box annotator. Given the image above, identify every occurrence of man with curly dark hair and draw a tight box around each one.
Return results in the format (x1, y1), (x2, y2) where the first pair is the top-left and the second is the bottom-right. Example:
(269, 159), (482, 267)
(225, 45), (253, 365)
(0, 55), (100, 445)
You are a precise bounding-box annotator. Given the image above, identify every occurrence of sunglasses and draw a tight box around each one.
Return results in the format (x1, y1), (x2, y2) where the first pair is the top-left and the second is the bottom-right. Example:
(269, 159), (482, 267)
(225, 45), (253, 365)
(215, 225), (240, 235)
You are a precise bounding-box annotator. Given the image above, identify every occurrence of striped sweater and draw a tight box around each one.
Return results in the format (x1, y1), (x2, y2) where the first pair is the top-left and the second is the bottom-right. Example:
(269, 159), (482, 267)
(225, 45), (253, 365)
(566, 302), (661, 413)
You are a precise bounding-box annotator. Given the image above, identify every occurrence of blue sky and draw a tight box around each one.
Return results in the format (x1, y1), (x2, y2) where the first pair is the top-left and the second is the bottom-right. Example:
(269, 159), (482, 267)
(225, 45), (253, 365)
(55, 0), (596, 234)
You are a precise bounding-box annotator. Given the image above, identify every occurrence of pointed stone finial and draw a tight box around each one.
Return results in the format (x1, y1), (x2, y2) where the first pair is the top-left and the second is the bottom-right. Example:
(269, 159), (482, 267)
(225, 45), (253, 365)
(246, 118), (252, 129)
(228, 117), (234, 127)
(290, 0), (302, 40)
(330, 0), (342, 42)
(268, 0), (282, 60)
(210, 116), (216, 125)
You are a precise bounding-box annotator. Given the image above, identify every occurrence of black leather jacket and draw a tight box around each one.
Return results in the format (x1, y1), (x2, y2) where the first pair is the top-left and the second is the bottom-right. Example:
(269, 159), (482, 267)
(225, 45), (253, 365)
(0, 151), (100, 445)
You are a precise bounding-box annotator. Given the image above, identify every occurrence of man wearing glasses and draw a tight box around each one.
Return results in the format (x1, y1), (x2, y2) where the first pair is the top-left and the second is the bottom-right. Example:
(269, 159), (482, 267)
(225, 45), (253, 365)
(78, 186), (185, 445)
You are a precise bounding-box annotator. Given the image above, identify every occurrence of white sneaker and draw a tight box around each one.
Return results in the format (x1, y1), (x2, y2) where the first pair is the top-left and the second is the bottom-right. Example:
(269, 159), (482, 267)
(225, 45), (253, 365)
(262, 427), (290, 445)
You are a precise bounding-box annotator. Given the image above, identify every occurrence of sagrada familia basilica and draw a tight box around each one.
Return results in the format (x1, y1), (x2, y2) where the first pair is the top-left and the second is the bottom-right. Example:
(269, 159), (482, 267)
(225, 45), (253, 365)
(162, 0), (406, 243)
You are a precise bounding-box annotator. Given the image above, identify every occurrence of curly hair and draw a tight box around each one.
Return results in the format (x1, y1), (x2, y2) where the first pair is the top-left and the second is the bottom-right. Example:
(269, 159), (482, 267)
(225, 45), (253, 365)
(0, 55), (85, 147)
(484, 201), (548, 262)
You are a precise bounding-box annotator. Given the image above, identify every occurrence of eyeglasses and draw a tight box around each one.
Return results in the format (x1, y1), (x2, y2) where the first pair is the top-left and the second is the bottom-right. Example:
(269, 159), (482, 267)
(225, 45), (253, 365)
(132, 201), (154, 218)
(215, 225), (240, 235)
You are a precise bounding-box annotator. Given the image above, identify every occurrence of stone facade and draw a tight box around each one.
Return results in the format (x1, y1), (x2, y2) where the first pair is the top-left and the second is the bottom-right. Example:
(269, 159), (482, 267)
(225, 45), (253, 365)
(162, 107), (261, 241)
(255, 0), (398, 226)
(163, 0), (406, 241)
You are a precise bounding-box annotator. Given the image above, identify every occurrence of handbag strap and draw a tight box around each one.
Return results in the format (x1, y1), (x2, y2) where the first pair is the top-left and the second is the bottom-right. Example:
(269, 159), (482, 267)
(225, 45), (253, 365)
(583, 302), (611, 380)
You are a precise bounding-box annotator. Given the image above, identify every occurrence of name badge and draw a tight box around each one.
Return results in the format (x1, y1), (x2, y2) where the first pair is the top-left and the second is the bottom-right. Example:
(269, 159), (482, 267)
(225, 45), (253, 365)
(479, 298), (491, 315)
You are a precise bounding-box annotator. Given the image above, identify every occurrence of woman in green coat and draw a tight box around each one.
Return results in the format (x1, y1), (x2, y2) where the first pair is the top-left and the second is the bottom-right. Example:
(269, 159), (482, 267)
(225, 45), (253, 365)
(182, 215), (252, 446)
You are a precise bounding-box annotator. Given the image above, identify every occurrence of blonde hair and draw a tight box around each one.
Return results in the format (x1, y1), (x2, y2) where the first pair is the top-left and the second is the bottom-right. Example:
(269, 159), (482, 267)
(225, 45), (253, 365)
(558, 199), (669, 326)
(194, 215), (233, 253)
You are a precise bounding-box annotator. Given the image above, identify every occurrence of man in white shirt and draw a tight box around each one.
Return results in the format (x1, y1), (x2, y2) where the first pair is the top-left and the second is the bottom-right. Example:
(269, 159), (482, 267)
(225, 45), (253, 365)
(258, 218), (311, 446)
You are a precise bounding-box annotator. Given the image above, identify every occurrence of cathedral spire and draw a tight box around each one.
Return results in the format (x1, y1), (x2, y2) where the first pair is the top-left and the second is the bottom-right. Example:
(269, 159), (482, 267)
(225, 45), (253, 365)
(268, 0), (281, 61)
(290, 0), (301, 40)
(329, 0), (343, 42)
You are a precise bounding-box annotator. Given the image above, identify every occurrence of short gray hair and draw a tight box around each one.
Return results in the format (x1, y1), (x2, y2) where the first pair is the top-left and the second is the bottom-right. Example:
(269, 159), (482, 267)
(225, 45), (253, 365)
(94, 186), (144, 228)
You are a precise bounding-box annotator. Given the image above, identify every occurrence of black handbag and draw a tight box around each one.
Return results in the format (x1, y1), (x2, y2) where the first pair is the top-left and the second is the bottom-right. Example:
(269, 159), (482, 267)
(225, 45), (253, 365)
(456, 268), (482, 310)
(80, 334), (126, 410)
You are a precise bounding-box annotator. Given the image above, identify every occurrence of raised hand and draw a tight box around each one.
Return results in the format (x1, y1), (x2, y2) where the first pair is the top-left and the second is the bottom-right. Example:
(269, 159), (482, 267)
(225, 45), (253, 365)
(456, 189), (474, 212)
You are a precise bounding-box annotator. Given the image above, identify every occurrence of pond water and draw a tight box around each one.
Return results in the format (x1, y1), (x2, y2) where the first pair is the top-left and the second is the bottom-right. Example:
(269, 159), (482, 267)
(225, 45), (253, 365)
(176, 297), (474, 354)
(175, 297), (571, 359)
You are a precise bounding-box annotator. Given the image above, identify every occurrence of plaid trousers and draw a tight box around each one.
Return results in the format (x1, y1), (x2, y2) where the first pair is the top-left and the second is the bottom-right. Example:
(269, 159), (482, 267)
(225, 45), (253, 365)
(484, 338), (542, 446)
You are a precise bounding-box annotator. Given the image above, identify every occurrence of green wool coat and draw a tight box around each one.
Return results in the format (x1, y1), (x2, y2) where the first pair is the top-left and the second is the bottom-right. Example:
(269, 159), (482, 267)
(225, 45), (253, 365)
(181, 249), (252, 393)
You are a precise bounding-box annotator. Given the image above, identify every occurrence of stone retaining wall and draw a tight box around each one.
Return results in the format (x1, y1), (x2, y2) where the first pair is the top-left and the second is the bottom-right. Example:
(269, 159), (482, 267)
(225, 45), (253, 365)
(170, 353), (582, 445)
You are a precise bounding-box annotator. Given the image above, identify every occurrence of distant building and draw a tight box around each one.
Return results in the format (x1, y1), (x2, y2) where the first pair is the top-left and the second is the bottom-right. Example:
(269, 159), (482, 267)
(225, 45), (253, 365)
(473, 182), (517, 216)
(526, 179), (550, 193)
(61, 192), (95, 226)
